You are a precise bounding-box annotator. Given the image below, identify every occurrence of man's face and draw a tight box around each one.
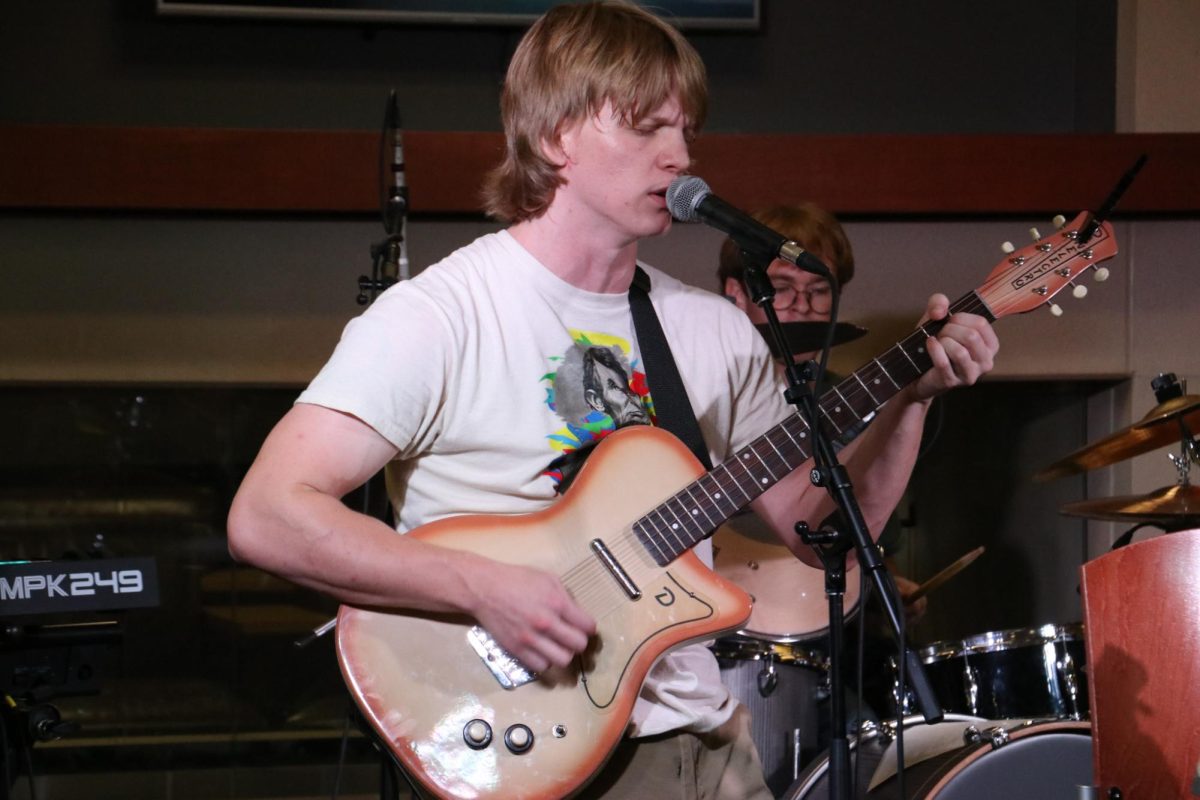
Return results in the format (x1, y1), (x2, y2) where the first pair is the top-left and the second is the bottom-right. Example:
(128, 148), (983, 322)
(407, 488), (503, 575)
(585, 359), (650, 426)
(554, 96), (692, 245)
(725, 257), (835, 326)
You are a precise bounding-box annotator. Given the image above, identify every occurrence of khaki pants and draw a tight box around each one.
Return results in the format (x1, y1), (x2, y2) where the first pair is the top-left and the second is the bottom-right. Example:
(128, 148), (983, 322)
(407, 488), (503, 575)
(576, 705), (772, 800)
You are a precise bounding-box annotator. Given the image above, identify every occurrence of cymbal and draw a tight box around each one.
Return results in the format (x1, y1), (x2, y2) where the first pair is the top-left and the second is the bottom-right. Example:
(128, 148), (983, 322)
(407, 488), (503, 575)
(754, 321), (868, 358)
(1034, 395), (1200, 481)
(1059, 484), (1200, 524)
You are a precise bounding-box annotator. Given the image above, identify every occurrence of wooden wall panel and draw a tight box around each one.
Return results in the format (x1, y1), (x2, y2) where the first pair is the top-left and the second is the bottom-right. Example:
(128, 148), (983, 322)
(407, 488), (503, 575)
(2, 125), (1198, 216)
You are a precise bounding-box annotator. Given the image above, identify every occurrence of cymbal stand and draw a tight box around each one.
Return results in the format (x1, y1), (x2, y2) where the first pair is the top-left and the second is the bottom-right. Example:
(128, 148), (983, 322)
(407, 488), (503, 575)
(739, 249), (942, 800)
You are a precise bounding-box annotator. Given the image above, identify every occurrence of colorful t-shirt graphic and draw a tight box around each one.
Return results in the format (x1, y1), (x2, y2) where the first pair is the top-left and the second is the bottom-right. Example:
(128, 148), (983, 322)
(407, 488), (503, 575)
(542, 330), (654, 486)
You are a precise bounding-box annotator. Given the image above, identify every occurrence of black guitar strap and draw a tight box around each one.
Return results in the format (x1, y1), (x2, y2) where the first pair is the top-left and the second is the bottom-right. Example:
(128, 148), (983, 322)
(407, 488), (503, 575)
(628, 266), (713, 470)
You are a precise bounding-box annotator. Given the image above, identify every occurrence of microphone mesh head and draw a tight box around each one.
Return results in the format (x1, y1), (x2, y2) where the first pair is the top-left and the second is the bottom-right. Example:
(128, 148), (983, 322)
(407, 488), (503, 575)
(666, 175), (710, 223)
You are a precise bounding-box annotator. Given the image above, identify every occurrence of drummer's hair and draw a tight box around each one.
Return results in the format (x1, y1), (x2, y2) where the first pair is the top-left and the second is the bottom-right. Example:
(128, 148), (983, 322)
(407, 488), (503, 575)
(482, 1), (707, 224)
(717, 203), (856, 289)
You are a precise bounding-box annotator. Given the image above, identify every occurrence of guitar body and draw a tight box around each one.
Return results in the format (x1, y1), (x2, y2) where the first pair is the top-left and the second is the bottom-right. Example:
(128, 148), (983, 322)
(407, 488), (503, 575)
(336, 425), (753, 800)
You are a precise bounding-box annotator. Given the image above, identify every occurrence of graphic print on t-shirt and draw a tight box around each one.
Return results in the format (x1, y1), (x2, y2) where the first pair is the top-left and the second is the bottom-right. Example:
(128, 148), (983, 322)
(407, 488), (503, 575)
(542, 330), (654, 487)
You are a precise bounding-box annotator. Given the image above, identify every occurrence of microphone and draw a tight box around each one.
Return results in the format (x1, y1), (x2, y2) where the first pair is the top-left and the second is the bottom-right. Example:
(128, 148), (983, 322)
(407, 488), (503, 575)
(380, 90), (409, 282)
(382, 90), (408, 236)
(666, 175), (831, 279)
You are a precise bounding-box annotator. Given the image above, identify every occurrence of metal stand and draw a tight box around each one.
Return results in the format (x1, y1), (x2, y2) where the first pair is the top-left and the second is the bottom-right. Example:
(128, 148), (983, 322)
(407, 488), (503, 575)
(738, 250), (942, 800)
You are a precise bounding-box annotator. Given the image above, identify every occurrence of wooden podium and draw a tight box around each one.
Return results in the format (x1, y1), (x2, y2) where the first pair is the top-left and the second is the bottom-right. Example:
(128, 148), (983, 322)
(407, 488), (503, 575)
(1081, 527), (1200, 798)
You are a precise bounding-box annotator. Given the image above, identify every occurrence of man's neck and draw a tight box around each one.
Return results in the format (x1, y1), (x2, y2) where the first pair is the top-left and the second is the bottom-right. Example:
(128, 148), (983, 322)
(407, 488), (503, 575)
(509, 214), (639, 294)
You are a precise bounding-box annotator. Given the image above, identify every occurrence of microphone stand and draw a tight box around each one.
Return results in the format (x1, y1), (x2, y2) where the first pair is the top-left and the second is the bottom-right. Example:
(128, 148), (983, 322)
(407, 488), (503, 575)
(738, 250), (942, 800)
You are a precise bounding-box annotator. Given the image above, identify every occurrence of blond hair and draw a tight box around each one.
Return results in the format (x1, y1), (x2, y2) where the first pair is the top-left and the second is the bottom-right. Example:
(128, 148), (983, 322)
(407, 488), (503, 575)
(482, 1), (707, 223)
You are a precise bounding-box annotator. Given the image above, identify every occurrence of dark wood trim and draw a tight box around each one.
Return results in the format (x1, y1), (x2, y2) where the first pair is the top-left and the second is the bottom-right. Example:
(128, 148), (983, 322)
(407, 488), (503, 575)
(2, 124), (1197, 215)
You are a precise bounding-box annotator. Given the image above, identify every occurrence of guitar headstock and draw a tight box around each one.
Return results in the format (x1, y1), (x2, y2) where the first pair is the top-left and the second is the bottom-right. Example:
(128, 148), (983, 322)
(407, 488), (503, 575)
(977, 212), (1119, 320)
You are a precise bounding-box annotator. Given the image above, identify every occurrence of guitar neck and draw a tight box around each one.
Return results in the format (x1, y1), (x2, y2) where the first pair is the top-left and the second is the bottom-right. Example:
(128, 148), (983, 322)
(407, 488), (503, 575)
(633, 291), (994, 566)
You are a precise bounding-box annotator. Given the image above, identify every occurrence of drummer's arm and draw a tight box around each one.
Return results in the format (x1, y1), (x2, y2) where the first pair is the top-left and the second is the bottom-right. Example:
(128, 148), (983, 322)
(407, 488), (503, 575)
(752, 294), (998, 566)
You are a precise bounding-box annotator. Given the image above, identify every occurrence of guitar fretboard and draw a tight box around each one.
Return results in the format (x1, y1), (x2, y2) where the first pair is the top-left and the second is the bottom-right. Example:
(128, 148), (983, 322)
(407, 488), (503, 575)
(632, 292), (994, 566)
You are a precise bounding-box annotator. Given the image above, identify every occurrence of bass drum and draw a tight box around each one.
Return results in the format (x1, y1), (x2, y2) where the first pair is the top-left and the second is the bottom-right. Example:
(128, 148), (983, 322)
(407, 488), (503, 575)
(784, 718), (1092, 800)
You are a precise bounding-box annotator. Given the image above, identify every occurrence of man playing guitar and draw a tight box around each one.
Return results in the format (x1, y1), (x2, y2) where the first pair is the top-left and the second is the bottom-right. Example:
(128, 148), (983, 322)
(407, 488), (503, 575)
(227, 2), (998, 797)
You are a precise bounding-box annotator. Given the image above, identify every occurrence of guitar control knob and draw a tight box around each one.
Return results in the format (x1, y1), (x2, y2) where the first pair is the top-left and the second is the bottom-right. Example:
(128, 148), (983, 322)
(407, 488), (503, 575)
(504, 724), (534, 754)
(1000, 241), (1015, 254)
(463, 719), (493, 750)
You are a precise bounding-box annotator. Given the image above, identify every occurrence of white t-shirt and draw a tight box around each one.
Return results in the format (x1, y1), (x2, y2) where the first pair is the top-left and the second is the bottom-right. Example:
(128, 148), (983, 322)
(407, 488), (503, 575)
(299, 229), (791, 735)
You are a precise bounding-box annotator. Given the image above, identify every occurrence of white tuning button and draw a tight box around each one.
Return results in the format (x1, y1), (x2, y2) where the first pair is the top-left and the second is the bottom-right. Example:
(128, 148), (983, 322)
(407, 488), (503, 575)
(1029, 227), (1042, 241)
(1052, 214), (1067, 229)
(1050, 303), (1064, 317)
(1001, 241), (1015, 254)
(1093, 267), (1110, 282)
(1072, 284), (1088, 299)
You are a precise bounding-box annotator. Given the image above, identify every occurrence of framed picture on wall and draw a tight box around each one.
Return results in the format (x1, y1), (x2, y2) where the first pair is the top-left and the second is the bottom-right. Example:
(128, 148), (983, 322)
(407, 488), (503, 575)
(155, 1), (761, 29)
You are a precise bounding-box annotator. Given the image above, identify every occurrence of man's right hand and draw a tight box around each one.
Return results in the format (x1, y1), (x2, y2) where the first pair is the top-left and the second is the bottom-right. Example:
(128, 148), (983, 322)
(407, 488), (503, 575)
(467, 560), (597, 673)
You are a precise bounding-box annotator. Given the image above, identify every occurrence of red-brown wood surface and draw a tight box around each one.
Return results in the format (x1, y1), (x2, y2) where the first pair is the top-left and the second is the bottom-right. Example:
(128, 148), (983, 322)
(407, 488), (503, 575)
(2, 124), (1198, 215)
(1081, 528), (1200, 799)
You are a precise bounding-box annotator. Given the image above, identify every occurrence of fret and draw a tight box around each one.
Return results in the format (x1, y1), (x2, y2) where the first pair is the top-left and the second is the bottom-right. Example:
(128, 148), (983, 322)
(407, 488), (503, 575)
(659, 504), (693, 557)
(713, 462), (752, 506)
(681, 485), (718, 529)
(654, 504), (689, 554)
(871, 357), (902, 390)
(851, 372), (879, 405)
(634, 518), (670, 565)
(699, 472), (739, 516)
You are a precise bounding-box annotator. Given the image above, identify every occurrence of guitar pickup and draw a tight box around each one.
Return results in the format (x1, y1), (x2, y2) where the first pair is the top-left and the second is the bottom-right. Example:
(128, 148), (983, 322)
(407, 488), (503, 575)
(467, 625), (537, 689)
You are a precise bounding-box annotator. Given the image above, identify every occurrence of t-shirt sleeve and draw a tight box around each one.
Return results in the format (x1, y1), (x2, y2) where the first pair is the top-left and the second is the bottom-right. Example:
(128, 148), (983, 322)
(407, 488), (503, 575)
(297, 283), (454, 459)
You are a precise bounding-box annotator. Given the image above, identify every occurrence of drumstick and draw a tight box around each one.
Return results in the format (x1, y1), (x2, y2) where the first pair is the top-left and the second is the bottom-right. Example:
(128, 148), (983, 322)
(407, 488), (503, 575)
(906, 546), (985, 603)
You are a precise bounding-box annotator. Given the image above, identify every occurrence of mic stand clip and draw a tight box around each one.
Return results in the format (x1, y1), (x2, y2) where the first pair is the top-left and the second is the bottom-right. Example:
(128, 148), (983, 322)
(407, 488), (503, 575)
(357, 233), (404, 306)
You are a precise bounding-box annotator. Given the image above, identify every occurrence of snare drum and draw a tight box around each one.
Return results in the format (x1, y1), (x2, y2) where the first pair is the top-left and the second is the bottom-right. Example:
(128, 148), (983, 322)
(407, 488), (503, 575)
(712, 637), (829, 796)
(785, 718), (1092, 799)
(919, 623), (1088, 720)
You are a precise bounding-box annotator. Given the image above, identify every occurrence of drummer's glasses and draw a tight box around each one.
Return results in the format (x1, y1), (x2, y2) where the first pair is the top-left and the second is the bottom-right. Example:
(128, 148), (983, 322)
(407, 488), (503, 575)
(771, 281), (833, 314)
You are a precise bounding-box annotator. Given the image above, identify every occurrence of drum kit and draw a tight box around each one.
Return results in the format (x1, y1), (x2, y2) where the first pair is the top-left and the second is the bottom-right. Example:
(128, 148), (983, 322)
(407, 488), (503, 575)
(712, 357), (1200, 798)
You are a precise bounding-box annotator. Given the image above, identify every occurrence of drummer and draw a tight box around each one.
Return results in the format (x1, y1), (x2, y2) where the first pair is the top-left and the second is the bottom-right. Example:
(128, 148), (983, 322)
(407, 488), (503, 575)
(716, 202), (927, 719)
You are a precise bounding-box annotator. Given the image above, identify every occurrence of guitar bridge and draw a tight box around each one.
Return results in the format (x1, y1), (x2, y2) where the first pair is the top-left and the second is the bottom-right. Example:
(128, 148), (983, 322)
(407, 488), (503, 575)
(467, 625), (537, 689)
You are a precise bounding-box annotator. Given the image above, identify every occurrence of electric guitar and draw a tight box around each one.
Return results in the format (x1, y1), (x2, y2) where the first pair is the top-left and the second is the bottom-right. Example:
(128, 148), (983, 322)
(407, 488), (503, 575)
(336, 213), (1118, 800)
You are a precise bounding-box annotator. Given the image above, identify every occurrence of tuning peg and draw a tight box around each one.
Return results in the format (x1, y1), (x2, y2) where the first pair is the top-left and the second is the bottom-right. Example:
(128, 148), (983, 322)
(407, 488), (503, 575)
(1093, 266), (1110, 282)
(1050, 303), (1064, 317)
(1072, 283), (1088, 299)
(1029, 227), (1042, 241)
(1052, 214), (1066, 229)
(1001, 241), (1015, 254)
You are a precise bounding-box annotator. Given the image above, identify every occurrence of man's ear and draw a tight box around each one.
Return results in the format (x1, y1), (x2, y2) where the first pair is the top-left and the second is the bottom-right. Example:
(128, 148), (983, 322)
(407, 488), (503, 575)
(541, 121), (576, 168)
(723, 277), (751, 313)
